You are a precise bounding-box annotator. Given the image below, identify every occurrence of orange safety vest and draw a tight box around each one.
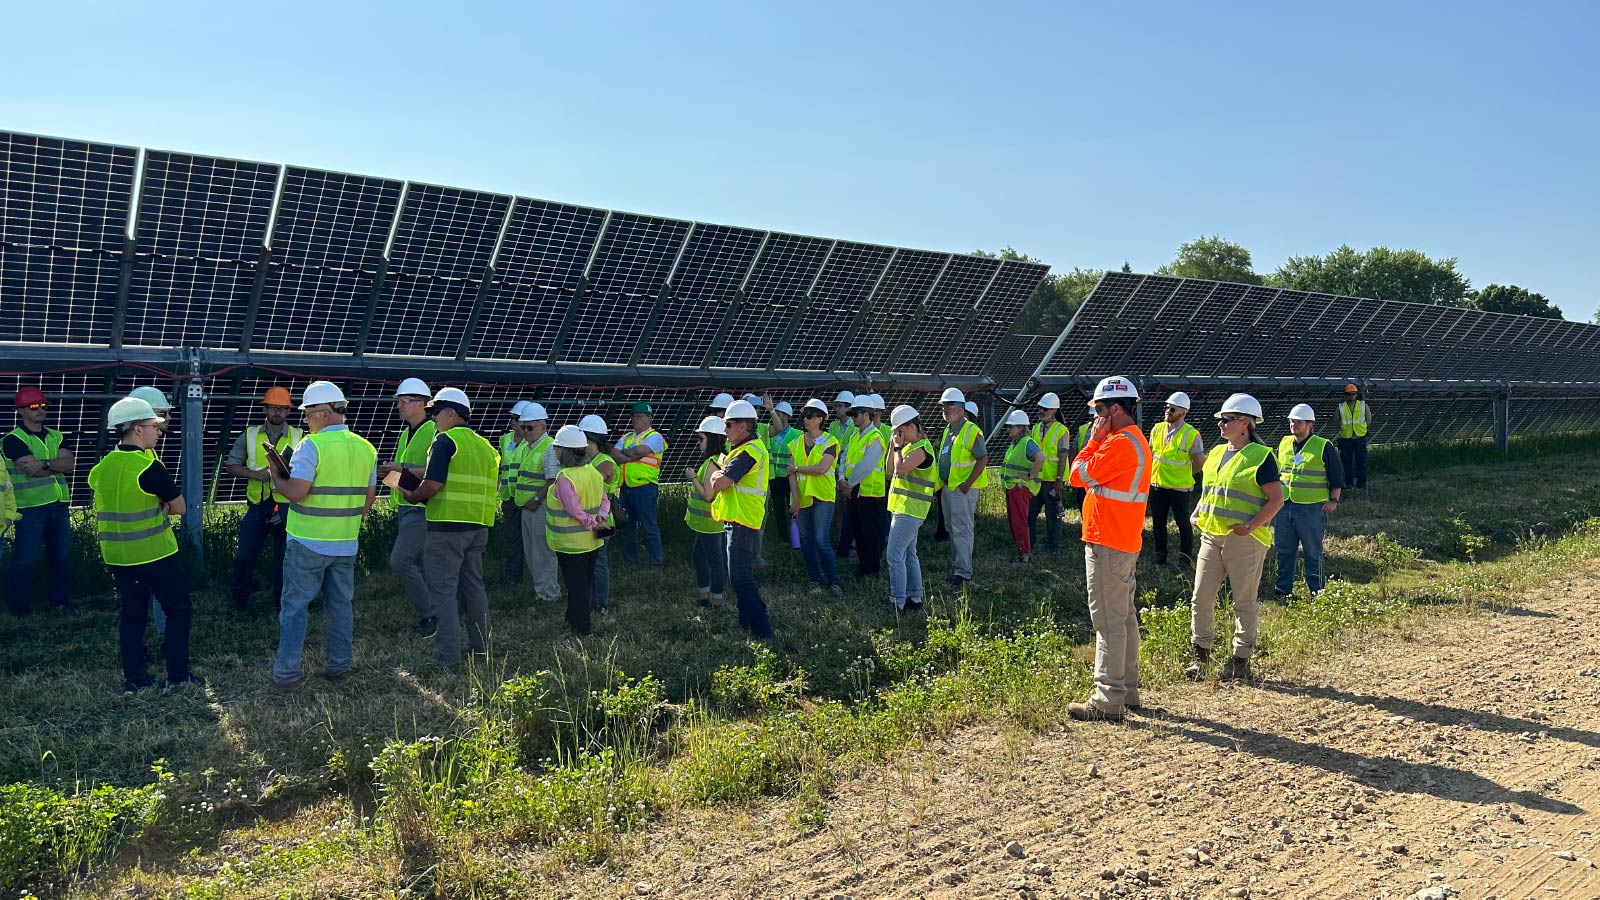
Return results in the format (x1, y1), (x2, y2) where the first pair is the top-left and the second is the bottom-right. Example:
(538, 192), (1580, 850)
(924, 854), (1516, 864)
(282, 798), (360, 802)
(1069, 424), (1153, 554)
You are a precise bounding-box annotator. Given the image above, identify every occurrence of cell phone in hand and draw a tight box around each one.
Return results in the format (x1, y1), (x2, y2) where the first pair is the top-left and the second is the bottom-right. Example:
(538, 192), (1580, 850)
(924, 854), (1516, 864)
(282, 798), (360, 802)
(594, 525), (617, 540)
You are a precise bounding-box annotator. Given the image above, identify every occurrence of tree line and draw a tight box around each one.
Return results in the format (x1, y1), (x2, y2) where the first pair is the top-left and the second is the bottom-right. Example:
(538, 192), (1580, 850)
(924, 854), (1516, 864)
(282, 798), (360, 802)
(979, 236), (1581, 336)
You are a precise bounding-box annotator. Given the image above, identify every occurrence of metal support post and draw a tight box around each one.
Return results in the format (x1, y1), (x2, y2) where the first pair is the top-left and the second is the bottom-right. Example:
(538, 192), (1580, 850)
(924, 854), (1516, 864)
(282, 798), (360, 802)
(1494, 390), (1510, 454)
(179, 348), (206, 561)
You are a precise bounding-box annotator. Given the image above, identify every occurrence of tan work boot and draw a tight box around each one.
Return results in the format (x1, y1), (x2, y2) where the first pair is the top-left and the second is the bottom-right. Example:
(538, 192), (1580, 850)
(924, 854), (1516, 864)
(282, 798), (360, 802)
(1067, 701), (1124, 723)
(1182, 644), (1211, 681)
(1219, 655), (1253, 683)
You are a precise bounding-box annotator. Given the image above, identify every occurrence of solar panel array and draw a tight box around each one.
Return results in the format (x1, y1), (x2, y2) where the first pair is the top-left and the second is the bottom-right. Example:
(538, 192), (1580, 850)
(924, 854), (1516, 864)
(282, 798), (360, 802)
(0, 129), (1050, 375)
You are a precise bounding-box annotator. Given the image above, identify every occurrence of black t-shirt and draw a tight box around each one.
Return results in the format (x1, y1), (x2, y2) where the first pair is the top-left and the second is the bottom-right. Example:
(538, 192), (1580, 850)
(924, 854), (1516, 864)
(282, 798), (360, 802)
(117, 445), (182, 503)
(3, 425), (54, 462)
(723, 436), (758, 482)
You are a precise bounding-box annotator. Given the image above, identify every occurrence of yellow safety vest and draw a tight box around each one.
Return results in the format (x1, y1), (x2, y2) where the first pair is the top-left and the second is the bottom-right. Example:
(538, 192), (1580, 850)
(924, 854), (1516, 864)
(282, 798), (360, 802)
(546, 463), (604, 554)
(1001, 436), (1040, 494)
(942, 419), (988, 490)
(245, 424), (303, 504)
(684, 458), (723, 534)
(1149, 421), (1200, 490)
(790, 432), (839, 507)
(286, 429), (377, 543)
(712, 438), (768, 530)
(619, 429), (666, 487)
(888, 440), (937, 519)
(89, 449), (178, 567)
(512, 434), (554, 508)
(845, 427), (887, 498)
(1277, 434), (1332, 505)
(1031, 419), (1068, 483)
(5, 427), (70, 508)
(767, 426), (800, 478)
(1339, 401), (1369, 439)
(391, 419), (437, 507)
(0, 463), (17, 524)
(1195, 443), (1273, 547)
(426, 427), (499, 526)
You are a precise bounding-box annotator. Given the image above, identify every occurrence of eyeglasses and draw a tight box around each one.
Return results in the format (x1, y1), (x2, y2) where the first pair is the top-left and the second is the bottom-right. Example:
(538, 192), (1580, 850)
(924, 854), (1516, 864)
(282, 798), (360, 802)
(23, 403), (47, 411)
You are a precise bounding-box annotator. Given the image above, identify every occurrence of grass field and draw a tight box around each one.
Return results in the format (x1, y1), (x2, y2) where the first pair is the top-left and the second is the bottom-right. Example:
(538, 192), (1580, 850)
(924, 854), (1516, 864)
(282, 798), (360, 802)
(4, 433), (1600, 897)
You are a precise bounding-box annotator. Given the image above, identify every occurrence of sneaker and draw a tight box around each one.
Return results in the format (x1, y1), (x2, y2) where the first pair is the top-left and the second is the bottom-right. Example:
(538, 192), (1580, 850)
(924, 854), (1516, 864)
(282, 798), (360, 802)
(829, 584), (844, 599)
(1067, 701), (1124, 723)
(698, 593), (711, 607)
(905, 598), (924, 612)
(413, 617), (438, 639)
(1019, 554), (1031, 563)
(123, 679), (155, 697)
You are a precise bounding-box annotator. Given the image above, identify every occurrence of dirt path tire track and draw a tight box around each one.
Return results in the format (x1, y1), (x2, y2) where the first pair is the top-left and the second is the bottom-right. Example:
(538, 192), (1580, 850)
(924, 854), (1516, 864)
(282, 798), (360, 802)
(566, 571), (1600, 900)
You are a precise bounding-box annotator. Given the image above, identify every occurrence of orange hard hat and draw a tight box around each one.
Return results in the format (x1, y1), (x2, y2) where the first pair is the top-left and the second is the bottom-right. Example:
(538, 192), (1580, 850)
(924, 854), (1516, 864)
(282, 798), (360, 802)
(263, 387), (293, 406)
(1343, 383), (1359, 393)
(14, 386), (47, 408)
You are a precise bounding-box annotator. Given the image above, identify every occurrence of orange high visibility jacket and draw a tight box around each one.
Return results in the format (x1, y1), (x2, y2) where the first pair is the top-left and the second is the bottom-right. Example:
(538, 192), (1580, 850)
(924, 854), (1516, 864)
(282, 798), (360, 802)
(1069, 424), (1153, 554)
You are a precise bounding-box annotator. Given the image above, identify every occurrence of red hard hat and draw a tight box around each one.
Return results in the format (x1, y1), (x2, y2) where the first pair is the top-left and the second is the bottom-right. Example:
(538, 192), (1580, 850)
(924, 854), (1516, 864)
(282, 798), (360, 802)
(14, 387), (46, 408)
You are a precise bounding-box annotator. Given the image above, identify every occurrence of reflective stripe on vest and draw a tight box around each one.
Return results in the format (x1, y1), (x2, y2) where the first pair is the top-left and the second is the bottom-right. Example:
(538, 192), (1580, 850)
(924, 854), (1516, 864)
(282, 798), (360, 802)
(620, 429), (666, 487)
(712, 438), (768, 530)
(791, 432), (839, 507)
(887, 440), (936, 519)
(846, 428), (887, 498)
(392, 419), (437, 507)
(944, 419), (989, 489)
(89, 449), (178, 567)
(1277, 434), (1332, 504)
(1070, 435), (1151, 504)
(426, 428), (499, 526)
(684, 457), (723, 534)
(1149, 421), (1199, 490)
(767, 426), (799, 478)
(547, 463), (604, 554)
(286, 430), (377, 542)
(497, 432), (522, 500)
(512, 434), (554, 507)
(1001, 438), (1040, 494)
(1031, 420), (1068, 483)
(247, 424), (302, 504)
(1195, 443), (1273, 546)
(1339, 401), (1369, 438)
(6, 427), (70, 508)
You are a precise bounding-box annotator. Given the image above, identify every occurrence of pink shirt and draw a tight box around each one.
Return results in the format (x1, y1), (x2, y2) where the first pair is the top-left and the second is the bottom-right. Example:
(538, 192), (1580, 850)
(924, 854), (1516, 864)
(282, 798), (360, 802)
(553, 473), (611, 528)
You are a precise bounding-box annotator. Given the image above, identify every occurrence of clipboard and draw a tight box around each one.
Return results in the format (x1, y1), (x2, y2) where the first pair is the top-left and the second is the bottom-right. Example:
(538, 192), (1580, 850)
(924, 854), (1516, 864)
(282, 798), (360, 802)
(383, 469), (422, 491)
(263, 444), (291, 480)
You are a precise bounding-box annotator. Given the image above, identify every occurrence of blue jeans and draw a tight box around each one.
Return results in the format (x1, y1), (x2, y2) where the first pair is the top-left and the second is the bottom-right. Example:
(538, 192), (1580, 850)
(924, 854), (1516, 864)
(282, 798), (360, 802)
(593, 539), (610, 610)
(1339, 436), (1368, 488)
(691, 531), (727, 597)
(8, 501), (71, 612)
(797, 501), (840, 587)
(231, 501), (286, 609)
(1274, 502), (1328, 594)
(618, 483), (664, 566)
(273, 540), (355, 684)
(887, 512), (925, 608)
(728, 524), (772, 638)
(1028, 485), (1063, 553)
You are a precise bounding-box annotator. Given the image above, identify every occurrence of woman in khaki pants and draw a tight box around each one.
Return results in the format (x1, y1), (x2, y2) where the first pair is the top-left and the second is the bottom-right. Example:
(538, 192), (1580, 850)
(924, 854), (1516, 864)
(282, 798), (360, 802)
(1185, 393), (1285, 683)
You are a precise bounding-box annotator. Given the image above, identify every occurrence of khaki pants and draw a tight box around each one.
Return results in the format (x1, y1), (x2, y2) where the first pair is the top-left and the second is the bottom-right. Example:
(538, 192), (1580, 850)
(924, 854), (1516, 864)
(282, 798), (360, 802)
(520, 505), (560, 603)
(1085, 542), (1140, 713)
(1190, 530), (1270, 659)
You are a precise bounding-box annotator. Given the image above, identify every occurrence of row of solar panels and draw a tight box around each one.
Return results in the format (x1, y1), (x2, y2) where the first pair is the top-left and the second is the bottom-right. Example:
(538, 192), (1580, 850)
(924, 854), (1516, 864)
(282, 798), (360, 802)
(1042, 272), (1600, 384)
(0, 130), (1050, 372)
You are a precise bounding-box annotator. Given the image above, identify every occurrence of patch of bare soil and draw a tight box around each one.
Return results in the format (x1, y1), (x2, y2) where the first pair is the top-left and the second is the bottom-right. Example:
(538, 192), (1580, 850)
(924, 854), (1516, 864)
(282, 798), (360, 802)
(565, 571), (1600, 900)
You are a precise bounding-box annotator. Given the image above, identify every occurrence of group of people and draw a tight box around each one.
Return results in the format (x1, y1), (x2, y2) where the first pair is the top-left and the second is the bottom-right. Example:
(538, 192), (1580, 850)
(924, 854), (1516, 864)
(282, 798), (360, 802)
(4, 376), (1374, 702)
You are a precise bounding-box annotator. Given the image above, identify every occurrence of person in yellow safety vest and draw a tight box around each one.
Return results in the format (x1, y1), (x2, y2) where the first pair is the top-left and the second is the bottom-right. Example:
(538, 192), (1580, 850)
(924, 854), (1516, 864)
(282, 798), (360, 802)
(548, 425), (612, 638)
(708, 399), (773, 639)
(1028, 392), (1071, 555)
(1147, 392), (1207, 567)
(268, 382), (378, 689)
(684, 416), (730, 607)
(1185, 393), (1285, 684)
(1000, 409), (1045, 562)
(0, 453), (17, 568)
(378, 378), (439, 637)
(867, 394), (892, 548)
(90, 397), (200, 696)
(828, 390), (859, 559)
(1273, 404), (1345, 599)
(743, 393), (771, 442)
(787, 398), (843, 596)
(937, 387), (988, 587)
(224, 386), (301, 612)
(841, 397), (888, 578)
(6, 386), (77, 614)
(1070, 417), (1092, 510)
(126, 387), (177, 639)
(496, 400), (533, 582)
(761, 395), (800, 552)
(402, 388), (498, 664)
(582, 414), (620, 612)
(511, 403), (559, 605)
(613, 402), (667, 570)
(1337, 383), (1371, 490)
(887, 403), (936, 612)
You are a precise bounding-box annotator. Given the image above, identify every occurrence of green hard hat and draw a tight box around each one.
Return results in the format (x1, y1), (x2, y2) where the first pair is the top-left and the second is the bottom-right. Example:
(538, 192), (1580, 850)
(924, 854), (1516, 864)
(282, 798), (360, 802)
(631, 402), (653, 414)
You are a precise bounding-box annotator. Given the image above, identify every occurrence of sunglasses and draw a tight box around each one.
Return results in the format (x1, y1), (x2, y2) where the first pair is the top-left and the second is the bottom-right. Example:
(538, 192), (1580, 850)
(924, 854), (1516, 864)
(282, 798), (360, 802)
(1218, 415), (1246, 424)
(23, 403), (48, 411)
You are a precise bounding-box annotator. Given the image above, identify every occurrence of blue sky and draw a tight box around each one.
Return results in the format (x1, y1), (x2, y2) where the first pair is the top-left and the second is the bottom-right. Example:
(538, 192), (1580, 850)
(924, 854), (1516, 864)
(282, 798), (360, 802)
(5, 1), (1596, 321)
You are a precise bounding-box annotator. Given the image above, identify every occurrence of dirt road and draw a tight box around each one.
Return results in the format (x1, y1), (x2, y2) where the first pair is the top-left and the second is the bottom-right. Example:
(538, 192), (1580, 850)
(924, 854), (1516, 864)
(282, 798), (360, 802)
(571, 571), (1600, 900)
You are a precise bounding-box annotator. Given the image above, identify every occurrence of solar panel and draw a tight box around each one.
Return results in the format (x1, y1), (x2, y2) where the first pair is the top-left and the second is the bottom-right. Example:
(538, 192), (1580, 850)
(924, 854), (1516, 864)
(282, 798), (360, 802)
(559, 212), (692, 364)
(124, 151), (278, 349)
(988, 333), (1056, 392)
(713, 233), (832, 370)
(944, 260), (1053, 374)
(0, 132), (136, 346)
(774, 241), (894, 370)
(636, 223), (766, 368)
(893, 255), (1002, 373)
(365, 183), (511, 358)
(834, 249), (949, 373)
(470, 198), (608, 362)
(253, 167), (403, 354)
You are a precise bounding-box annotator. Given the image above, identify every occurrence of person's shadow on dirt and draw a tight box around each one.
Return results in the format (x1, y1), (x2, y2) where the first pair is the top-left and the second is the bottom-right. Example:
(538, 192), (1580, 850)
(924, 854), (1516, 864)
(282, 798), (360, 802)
(1144, 710), (1584, 815)
(1255, 681), (1600, 750)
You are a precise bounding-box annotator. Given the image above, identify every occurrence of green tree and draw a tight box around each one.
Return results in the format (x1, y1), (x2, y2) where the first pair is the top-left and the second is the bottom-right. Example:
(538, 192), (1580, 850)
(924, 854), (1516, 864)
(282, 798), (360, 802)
(1466, 284), (1562, 319)
(973, 248), (1100, 334)
(1155, 235), (1262, 284)
(1267, 245), (1471, 306)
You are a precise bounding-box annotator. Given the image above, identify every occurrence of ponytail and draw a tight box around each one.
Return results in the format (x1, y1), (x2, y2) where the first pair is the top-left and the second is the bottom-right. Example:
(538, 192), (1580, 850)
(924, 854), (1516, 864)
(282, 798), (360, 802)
(1247, 421), (1266, 446)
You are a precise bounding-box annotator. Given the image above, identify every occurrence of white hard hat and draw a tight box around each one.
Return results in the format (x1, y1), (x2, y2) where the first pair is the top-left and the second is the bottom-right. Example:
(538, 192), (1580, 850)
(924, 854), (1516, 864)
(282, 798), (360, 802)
(1037, 392), (1061, 410)
(428, 387), (471, 410)
(742, 392), (763, 407)
(1287, 403), (1316, 422)
(710, 392), (734, 410)
(1003, 409), (1029, 427)
(1165, 392), (1192, 410)
(696, 415), (727, 435)
(518, 402), (548, 422)
(833, 390), (855, 406)
(804, 398), (829, 414)
(511, 400), (531, 416)
(300, 381), (347, 409)
(578, 414), (608, 435)
(867, 393), (885, 410)
(1089, 376), (1139, 405)
(553, 425), (588, 449)
(395, 378), (431, 399)
(774, 401), (794, 416)
(890, 404), (920, 428)
(1216, 393), (1264, 422)
(724, 399), (758, 420)
(128, 386), (173, 412)
(939, 387), (966, 405)
(964, 401), (979, 416)
(107, 397), (164, 430)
